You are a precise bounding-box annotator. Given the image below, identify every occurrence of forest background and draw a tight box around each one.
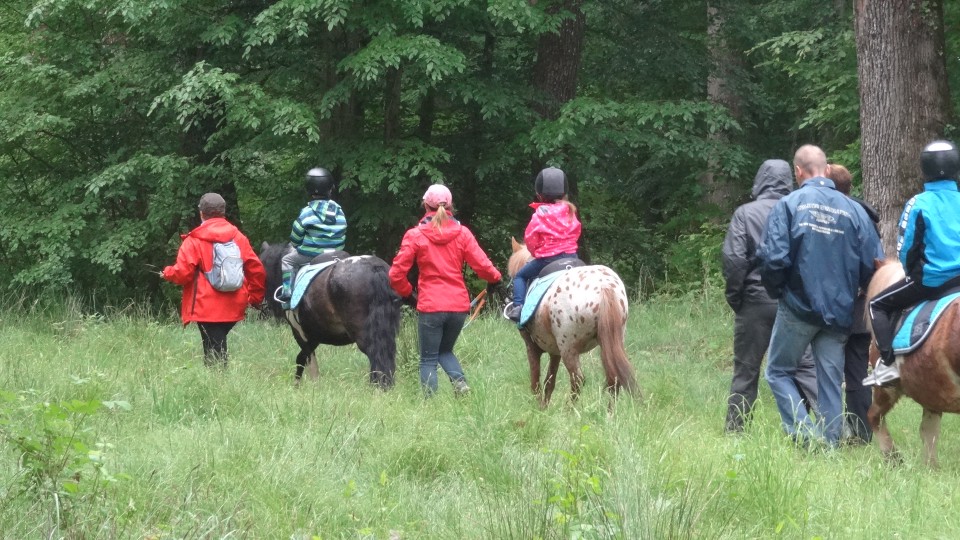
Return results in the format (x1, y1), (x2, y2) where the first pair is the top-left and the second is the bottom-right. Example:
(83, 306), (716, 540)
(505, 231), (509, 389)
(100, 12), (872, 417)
(0, 0), (957, 301)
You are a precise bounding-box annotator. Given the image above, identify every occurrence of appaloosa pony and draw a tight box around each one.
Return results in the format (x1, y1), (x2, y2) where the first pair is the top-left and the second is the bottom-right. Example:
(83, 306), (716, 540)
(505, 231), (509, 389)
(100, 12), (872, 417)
(259, 243), (401, 388)
(866, 259), (960, 466)
(508, 238), (639, 406)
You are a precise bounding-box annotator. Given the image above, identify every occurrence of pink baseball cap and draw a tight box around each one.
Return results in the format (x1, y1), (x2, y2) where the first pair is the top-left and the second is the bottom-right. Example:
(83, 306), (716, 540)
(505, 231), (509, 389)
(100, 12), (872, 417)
(422, 184), (453, 208)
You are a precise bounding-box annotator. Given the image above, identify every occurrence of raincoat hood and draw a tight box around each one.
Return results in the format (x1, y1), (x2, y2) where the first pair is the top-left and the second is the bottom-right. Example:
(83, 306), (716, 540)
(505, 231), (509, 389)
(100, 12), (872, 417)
(185, 217), (239, 243)
(752, 159), (793, 200)
(417, 212), (463, 245)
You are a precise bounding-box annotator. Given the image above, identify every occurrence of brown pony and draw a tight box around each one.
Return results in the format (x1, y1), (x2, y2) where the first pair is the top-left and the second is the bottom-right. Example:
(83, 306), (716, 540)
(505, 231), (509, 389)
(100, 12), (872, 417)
(508, 238), (639, 406)
(866, 259), (960, 466)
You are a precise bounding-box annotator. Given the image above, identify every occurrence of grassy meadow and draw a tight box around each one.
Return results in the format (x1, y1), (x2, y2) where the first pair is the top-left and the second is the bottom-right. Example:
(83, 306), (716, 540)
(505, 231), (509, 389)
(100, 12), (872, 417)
(2, 287), (960, 539)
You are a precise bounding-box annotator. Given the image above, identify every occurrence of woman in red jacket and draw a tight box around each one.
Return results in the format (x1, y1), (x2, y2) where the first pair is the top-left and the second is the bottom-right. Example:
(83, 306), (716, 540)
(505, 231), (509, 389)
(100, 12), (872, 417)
(162, 193), (266, 367)
(389, 185), (502, 395)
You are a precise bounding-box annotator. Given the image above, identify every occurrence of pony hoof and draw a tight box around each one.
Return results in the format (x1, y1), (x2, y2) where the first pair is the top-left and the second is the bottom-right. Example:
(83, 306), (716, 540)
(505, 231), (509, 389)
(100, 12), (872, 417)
(883, 449), (904, 466)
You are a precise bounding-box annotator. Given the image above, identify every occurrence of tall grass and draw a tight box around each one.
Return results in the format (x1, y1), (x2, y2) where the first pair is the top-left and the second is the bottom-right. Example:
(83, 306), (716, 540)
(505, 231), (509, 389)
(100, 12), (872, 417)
(1, 287), (959, 538)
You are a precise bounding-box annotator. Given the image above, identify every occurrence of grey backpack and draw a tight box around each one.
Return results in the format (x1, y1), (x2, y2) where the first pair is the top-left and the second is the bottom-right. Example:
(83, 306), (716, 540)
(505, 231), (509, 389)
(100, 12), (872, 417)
(205, 240), (245, 292)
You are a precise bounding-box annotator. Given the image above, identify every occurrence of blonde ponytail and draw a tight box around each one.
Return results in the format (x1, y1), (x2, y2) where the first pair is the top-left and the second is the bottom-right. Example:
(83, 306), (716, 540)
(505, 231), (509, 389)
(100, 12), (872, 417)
(432, 204), (450, 231)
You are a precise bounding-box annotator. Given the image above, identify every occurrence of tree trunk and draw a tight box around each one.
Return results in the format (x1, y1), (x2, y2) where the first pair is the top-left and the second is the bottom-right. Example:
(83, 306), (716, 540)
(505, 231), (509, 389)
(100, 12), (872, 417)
(855, 0), (953, 255)
(531, 0), (585, 120)
(456, 32), (498, 231)
(384, 67), (403, 142)
(531, 0), (588, 259)
(701, 1), (741, 213)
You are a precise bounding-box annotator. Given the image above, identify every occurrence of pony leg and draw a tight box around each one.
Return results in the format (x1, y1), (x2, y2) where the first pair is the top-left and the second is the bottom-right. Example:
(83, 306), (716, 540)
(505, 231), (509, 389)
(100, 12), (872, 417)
(920, 409), (943, 468)
(307, 352), (319, 380)
(542, 354), (562, 407)
(295, 347), (319, 382)
(867, 386), (903, 462)
(561, 351), (584, 402)
(523, 333), (544, 396)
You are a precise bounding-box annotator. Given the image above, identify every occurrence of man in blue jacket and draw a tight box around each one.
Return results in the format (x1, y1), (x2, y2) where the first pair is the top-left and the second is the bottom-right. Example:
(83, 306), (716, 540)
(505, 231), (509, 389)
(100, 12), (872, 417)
(865, 140), (960, 386)
(758, 144), (883, 446)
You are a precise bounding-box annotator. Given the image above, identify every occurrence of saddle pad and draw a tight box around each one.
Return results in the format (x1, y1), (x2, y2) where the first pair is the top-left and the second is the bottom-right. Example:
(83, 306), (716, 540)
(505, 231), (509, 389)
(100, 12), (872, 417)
(892, 292), (960, 354)
(519, 272), (563, 327)
(290, 260), (339, 310)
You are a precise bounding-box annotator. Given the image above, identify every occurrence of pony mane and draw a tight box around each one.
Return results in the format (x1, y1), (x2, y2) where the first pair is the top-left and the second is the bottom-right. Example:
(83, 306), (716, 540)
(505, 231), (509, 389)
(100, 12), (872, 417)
(508, 237), (533, 277)
(866, 259), (905, 302)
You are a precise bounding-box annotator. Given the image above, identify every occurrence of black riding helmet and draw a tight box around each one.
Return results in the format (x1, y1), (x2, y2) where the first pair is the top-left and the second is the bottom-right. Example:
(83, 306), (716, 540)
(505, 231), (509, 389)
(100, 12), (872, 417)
(535, 167), (567, 202)
(305, 167), (335, 199)
(920, 140), (960, 182)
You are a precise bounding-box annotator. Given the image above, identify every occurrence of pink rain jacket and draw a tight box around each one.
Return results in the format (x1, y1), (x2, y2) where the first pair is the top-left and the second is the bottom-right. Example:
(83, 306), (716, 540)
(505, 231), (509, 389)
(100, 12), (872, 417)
(523, 202), (581, 258)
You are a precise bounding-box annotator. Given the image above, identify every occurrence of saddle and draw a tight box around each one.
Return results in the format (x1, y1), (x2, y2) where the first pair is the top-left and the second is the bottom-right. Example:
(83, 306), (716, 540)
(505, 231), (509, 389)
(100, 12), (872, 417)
(518, 258), (587, 327)
(308, 250), (350, 266)
(537, 257), (585, 279)
(892, 290), (960, 355)
(287, 250), (350, 310)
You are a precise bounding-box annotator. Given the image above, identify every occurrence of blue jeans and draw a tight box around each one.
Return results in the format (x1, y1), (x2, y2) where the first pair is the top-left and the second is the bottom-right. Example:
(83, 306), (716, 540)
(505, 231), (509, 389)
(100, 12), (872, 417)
(512, 252), (577, 304)
(418, 311), (468, 393)
(765, 303), (847, 445)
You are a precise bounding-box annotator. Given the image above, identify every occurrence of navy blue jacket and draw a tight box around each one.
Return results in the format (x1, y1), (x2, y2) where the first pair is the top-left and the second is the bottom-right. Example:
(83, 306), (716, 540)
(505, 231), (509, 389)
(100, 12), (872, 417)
(758, 177), (884, 332)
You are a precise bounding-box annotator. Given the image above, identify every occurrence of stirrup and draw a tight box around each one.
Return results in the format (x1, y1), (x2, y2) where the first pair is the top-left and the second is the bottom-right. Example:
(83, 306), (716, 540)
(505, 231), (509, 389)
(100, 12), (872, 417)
(862, 359), (900, 387)
(503, 302), (522, 322)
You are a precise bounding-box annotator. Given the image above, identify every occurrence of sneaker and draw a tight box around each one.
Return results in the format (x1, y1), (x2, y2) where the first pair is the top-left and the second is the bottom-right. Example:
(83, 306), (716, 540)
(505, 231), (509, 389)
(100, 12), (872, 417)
(503, 302), (522, 322)
(862, 359), (900, 387)
(453, 380), (471, 396)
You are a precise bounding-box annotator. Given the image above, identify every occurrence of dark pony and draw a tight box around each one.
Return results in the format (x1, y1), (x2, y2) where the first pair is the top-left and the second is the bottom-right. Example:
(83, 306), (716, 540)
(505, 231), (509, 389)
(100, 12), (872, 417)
(507, 238), (639, 406)
(259, 243), (401, 388)
(867, 259), (960, 466)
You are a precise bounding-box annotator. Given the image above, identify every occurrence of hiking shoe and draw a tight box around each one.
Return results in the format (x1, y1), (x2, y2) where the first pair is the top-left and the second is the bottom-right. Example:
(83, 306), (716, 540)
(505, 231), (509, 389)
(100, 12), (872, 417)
(862, 359), (900, 387)
(503, 302), (522, 323)
(453, 380), (471, 396)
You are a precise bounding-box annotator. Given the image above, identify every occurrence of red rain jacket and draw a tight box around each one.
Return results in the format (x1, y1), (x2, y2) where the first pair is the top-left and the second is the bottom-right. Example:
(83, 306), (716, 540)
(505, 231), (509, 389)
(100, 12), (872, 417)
(524, 201), (581, 258)
(162, 217), (266, 324)
(389, 212), (502, 313)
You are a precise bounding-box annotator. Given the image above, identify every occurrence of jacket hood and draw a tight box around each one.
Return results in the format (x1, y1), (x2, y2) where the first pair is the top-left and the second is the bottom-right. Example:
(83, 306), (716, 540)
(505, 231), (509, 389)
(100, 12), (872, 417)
(752, 159), (793, 200)
(418, 212), (463, 245)
(188, 217), (240, 243)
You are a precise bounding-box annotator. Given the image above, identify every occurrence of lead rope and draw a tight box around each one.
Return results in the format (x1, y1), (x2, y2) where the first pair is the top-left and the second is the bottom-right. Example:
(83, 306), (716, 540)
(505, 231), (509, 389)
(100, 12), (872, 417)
(463, 289), (487, 328)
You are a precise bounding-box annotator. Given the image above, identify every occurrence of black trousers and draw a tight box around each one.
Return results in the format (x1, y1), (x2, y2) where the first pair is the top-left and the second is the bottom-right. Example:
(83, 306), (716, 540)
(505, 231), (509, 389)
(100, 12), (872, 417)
(197, 322), (237, 367)
(843, 332), (872, 442)
(726, 302), (819, 432)
(870, 275), (960, 364)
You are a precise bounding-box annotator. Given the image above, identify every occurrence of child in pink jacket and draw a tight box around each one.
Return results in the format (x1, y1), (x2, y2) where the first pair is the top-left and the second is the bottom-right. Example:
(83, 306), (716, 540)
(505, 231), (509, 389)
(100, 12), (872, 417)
(505, 167), (581, 322)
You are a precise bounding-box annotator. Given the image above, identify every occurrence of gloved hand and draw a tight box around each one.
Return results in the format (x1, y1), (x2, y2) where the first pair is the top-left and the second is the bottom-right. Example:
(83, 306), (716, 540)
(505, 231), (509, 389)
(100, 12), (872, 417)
(402, 292), (418, 308)
(486, 280), (502, 297)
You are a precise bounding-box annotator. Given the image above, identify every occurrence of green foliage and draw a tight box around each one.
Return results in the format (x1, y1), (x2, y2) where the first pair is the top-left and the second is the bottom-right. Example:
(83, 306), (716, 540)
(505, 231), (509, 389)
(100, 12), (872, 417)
(538, 425), (620, 539)
(0, 391), (128, 530)
(749, 27), (859, 147)
(2, 0), (952, 302)
(661, 222), (727, 295)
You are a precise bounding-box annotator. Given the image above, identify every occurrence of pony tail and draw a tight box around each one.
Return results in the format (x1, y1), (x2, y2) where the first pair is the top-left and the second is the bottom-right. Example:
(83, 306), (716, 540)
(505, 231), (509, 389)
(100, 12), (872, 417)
(597, 287), (639, 397)
(432, 204), (449, 231)
(565, 200), (578, 216)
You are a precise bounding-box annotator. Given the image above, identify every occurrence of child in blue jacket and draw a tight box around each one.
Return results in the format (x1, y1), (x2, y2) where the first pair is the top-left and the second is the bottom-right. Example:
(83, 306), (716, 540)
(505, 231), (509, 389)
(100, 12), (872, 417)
(866, 140), (960, 386)
(279, 167), (347, 303)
